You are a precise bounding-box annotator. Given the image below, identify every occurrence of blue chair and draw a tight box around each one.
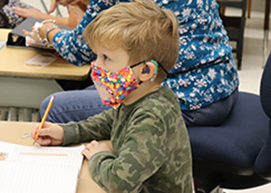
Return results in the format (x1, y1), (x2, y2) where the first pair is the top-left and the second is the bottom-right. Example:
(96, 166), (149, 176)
(189, 53), (271, 193)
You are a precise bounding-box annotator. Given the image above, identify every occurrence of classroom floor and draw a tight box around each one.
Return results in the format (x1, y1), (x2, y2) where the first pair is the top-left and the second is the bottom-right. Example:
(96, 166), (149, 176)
(22, 1), (271, 192)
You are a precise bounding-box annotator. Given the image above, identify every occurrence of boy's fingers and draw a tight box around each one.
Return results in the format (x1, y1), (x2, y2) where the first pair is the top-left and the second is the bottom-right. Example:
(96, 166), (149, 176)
(37, 127), (52, 136)
(31, 131), (36, 139)
(81, 149), (87, 154)
(37, 137), (52, 146)
(90, 140), (98, 145)
(85, 143), (91, 150)
(31, 124), (41, 138)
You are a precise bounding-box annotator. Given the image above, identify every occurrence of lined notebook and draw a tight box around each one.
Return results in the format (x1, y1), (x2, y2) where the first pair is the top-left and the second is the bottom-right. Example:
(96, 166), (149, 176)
(0, 141), (84, 193)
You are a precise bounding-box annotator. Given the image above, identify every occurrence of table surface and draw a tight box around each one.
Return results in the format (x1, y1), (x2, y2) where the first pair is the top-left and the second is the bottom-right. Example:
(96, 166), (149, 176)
(0, 121), (106, 193)
(0, 29), (90, 81)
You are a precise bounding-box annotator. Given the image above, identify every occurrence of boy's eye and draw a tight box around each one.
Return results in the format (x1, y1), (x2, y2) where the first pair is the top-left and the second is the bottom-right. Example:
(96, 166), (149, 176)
(103, 55), (109, 61)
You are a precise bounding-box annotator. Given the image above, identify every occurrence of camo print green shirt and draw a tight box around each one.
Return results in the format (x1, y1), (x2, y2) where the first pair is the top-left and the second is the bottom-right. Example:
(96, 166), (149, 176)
(61, 86), (193, 193)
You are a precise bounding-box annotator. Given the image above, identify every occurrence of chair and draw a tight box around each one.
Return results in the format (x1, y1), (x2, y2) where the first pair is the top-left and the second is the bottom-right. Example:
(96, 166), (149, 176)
(189, 52), (271, 193)
(217, 0), (248, 70)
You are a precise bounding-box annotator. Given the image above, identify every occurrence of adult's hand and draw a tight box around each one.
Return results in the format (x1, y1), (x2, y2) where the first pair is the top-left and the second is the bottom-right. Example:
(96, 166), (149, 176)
(13, 7), (43, 19)
(49, 0), (80, 13)
(49, 0), (57, 14)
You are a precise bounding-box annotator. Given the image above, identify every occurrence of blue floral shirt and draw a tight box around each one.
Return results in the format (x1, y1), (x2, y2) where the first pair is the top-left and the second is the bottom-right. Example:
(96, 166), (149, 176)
(53, 0), (239, 111)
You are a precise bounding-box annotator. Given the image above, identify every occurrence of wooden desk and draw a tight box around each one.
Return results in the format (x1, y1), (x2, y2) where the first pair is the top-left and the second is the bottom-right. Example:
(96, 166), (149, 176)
(0, 121), (106, 193)
(0, 29), (91, 109)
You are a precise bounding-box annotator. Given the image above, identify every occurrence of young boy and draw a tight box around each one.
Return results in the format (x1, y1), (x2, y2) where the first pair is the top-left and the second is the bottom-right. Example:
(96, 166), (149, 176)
(31, 0), (193, 192)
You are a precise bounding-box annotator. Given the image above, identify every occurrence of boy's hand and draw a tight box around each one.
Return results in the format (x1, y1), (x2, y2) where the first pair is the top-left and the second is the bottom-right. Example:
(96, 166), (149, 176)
(31, 122), (64, 146)
(81, 140), (113, 160)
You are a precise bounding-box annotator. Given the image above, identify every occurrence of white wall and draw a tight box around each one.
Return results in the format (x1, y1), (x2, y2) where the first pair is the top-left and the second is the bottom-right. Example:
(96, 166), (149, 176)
(20, 0), (69, 17)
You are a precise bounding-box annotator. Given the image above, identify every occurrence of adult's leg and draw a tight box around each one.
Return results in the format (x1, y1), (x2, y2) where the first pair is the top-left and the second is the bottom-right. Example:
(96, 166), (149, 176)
(182, 88), (239, 127)
(40, 85), (110, 123)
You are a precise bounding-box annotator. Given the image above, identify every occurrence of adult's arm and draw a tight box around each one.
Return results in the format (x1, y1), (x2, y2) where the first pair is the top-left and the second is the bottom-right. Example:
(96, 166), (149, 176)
(13, 5), (82, 28)
(23, 1), (117, 66)
(51, 1), (118, 66)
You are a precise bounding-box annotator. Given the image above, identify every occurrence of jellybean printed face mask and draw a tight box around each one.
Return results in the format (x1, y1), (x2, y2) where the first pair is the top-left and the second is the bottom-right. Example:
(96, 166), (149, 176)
(91, 61), (144, 108)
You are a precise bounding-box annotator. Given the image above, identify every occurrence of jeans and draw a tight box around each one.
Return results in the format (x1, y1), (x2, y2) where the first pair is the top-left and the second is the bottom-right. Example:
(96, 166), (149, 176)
(182, 88), (238, 126)
(41, 85), (238, 126)
(40, 85), (110, 123)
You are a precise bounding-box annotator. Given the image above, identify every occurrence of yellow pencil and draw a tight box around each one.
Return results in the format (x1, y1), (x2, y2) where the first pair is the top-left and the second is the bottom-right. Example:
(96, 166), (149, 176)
(33, 95), (55, 145)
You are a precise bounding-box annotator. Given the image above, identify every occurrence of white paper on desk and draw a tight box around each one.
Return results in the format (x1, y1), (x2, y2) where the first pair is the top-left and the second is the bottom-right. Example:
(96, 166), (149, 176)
(0, 40), (5, 50)
(0, 162), (79, 193)
(24, 52), (57, 69)
(0, 141), (85, 193)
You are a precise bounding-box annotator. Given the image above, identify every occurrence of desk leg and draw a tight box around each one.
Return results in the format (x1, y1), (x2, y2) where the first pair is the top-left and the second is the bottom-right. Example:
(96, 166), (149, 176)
(263, 0), (271, 67)
(0, 76), (63, 109)
(23, 108), (32, 122)
(0, 107), (8, 120)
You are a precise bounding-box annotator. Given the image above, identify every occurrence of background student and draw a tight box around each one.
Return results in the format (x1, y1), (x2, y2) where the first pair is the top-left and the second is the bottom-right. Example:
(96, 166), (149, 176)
(0, 0), (34, 28)
(31, 1), (193, 192)
(0, 0), (88, 29)
(26, 0), (239, 127)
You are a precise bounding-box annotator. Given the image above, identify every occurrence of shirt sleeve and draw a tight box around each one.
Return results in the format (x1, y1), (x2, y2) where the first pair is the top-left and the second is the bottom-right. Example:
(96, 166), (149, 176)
(52, 1), (118, 66)
(60, 109), (115, 145)
(88, 111), (168, 193)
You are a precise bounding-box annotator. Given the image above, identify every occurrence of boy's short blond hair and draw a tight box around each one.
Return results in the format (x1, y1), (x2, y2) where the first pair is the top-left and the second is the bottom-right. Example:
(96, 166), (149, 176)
(83, 0), (179, 80)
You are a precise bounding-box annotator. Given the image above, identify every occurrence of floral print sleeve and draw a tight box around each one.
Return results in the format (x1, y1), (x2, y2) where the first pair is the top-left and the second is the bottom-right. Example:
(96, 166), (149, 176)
(52, 0), (124, 66)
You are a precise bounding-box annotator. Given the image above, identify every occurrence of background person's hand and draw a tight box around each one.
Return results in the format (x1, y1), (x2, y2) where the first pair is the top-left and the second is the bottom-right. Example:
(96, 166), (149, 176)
(22, 28), (39, 41)
(31, 122), (64, 146)
(13, 7), (43, 19)
(49, 0), (58, 14)
(49, 0), (80, 13)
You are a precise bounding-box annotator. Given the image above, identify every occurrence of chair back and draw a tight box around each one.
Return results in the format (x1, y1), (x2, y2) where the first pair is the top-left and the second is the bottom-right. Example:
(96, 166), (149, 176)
(254, 53), (271, 180)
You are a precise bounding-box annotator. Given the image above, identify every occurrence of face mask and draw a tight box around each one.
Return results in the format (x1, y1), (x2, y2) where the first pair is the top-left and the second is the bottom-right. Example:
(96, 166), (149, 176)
(91, 61), (144, 108)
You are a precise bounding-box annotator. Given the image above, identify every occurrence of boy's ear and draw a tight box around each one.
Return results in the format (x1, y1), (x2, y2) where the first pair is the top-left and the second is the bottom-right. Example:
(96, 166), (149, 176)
(139, 60), (158, 81)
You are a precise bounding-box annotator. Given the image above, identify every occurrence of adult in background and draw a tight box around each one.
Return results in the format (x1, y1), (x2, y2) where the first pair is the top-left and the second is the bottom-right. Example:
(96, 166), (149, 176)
(25, 0), (239, 127)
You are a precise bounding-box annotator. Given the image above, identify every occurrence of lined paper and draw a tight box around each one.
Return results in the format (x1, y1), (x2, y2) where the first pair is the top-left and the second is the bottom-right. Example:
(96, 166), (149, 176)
(0, 162), (79, 193)
(0, 141), (85, 193)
